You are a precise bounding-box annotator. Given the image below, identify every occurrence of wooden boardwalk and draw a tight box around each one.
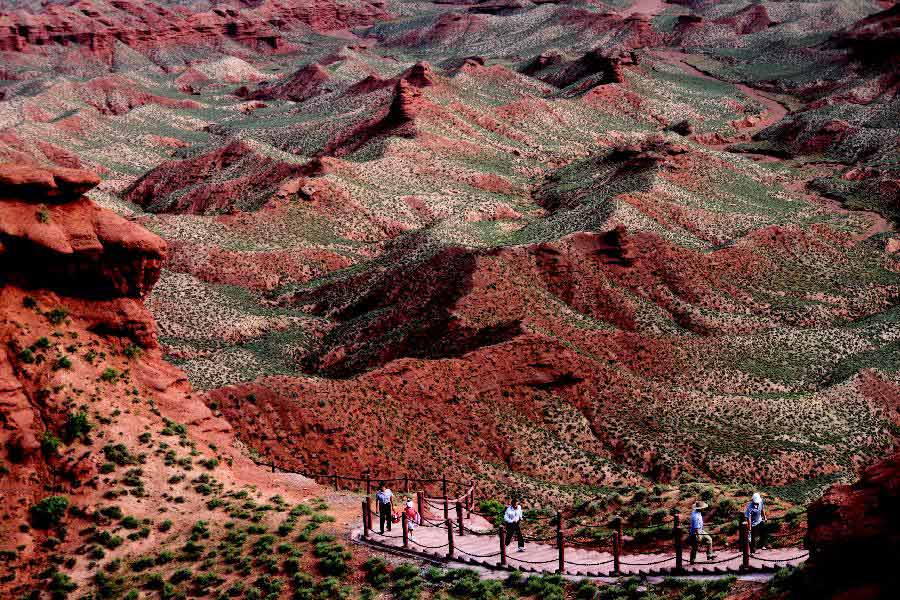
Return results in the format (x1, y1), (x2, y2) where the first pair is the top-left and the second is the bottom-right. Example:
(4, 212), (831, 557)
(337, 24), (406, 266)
(356, 510), (808, 577)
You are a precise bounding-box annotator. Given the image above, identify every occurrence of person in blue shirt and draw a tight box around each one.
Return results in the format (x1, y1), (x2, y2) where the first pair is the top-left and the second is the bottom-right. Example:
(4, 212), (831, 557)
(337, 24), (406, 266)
(745, 492), (767, 551)
(375, 482), (394, 534)
(689, 501), (715, 563)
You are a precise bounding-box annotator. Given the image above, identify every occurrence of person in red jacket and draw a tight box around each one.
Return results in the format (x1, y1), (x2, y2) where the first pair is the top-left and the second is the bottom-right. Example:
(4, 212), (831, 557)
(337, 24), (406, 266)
(403, 498), (420, 539)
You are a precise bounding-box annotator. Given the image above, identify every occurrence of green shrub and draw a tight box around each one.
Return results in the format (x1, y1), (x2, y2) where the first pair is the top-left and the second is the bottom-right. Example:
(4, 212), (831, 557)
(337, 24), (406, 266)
(313, 538), (351, 576)
(170, 569), (192, 584)
(45, 308), (68, 325)
(54, 356), (72, 370)
(62, 411), (93, 442)
(41, 432), (62, 456)
(158, 519), (173, 532)
(100, 368), (121, 382)
(103, 443), (136, 466)
(47, 570), (77, 600)
(30, 496), (70, 529)
(363, 556), (389, 589)
(120, 516), (140, 529)
(391, 563), (423, 600)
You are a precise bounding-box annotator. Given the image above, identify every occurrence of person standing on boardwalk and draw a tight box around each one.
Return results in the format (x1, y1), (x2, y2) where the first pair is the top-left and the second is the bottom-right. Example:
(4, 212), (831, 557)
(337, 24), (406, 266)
(689, 501), (715, 563)
(403, 498), (420, 539)
(375, 481), (394, 534)
(745, 492), (767, 551)
(503, 497), (525, 552)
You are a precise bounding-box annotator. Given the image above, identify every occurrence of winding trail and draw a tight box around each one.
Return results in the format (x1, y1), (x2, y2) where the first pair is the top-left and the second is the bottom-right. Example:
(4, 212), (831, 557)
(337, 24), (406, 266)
(355, 500), (808, 577)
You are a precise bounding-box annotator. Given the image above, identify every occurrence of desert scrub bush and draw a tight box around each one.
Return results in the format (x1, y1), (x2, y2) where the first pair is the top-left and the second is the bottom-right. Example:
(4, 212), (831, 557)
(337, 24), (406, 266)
(45, 308), (67, 325)
(575, 579), (599, 599)
(158, 519), (173, 532)
(30, 496), (70, 529)
(193, 571), (222, 593)
(62, 411), (93, 442)
(312, 535), (351, 576)
(54, 356), (72, 370)
(94, 569), (125, 599)
(522, 574), (565, 600)
(103, 443), (137, 466)
(123, 345), (142, 359)
(120, 515), (140, 529)
(46, 569), (77, 600)
(41, 431), (61, 456)
(99, 367), (122, 383)
(131, 556), (155, 572)
(477, 499), (505, 523)
(93, 530), (124, 550)
(362, 556), (389, 589)
(391, 563), (423, 600)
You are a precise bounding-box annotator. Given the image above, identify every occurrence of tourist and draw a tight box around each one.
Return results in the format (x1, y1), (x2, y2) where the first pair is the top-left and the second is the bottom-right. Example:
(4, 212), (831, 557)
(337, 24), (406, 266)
(403, 498), (420, 539)
(745, 492), (767, 551)
(503, 497), (525, 552)
(375, 481), (394, 534)
(689, 501), (715, 563)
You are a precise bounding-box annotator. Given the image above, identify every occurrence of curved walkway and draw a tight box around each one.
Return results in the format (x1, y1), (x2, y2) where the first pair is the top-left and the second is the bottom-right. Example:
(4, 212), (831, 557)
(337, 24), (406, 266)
(355, 502), (808, 577)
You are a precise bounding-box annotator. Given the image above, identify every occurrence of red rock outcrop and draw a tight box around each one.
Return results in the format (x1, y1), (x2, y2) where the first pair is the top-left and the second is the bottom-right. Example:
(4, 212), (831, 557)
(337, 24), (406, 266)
(804, 450), (900, 599)
(0, 0), (390, 65)
(833, 3), (900, 66)
(0, 164), (165, 301)
(248, 63), (332, 102)
(0, 163), (317, 597)
(123, 140), (321, 214)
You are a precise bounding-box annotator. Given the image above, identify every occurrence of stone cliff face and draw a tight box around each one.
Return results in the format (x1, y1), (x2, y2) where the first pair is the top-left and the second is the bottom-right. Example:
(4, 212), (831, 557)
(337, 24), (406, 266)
(0, 0), (389, 63)
(803, 450), (900, 599)
(0, 165), (314, 596)
(0, 164), (166, 301)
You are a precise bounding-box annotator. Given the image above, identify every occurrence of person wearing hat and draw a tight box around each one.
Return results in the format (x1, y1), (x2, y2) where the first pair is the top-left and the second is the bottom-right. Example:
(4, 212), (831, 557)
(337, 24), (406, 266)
(403, 497), (420, 539)
(689, 501), (715, 563)
(745, 492), (767, 551)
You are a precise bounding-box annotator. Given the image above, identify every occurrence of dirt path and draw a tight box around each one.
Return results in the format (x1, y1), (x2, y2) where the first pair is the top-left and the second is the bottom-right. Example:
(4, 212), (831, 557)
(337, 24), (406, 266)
(654, 49), (789, 137)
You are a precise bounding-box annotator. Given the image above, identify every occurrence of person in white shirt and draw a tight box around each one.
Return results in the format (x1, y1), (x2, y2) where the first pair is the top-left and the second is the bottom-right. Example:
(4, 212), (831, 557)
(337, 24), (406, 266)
(503, 497), (525, 552)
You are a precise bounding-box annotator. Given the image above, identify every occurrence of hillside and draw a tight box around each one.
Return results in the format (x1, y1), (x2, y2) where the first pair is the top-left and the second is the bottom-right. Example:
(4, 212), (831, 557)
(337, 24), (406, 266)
(0, 1), (898, 597)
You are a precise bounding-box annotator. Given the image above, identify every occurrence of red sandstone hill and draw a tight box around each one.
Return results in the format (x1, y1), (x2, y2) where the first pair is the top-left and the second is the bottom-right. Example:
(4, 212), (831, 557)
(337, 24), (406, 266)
(800, 449), (900, 599)
(0, 164), (318, 597)
(0, 0), (389, 66)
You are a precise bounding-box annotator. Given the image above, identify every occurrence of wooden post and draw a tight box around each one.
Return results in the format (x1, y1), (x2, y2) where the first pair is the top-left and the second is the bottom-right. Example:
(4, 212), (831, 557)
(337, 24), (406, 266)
(417, 490), (424, 517)
(271, 461), (275, 473)
(499, 527), (507, 566)
(443, 495), (449, 522)
(456, 502), (464, 536)
(442, 475), (448, 499)
(556, 511), (565, 574)
(404, 475), (409, 493)
(365, 473), (371, 497)
(333, 473), (339, 490)
(741, 519), (751, 570)
(366, 496), (373, 530)
(673, 514), (683, 573)
(613, 531), (621, 575)
(402, 512), (409, 548)
(447, 519), (455, 559)
(362, 500), (369, 539)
